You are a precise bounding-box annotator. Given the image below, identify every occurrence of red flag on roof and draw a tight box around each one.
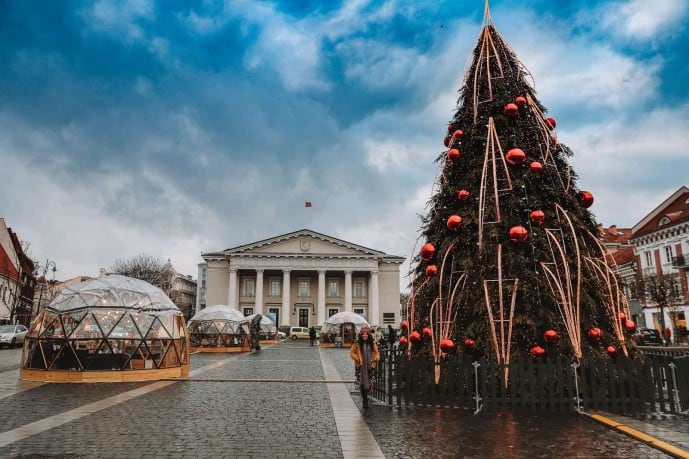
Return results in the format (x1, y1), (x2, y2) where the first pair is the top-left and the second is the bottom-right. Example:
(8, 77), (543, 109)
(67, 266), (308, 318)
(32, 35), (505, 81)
(305, 201), (312, 207)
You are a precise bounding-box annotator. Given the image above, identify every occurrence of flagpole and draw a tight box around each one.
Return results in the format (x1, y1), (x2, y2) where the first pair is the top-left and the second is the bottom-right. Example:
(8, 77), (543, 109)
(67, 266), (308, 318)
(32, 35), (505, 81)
(304, 201), (312, 229)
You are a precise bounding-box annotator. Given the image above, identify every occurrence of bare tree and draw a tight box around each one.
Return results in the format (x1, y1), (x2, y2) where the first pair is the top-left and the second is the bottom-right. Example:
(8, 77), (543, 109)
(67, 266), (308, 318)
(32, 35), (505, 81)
(110, 254), (176, 298)
(637, 271), (683, 345)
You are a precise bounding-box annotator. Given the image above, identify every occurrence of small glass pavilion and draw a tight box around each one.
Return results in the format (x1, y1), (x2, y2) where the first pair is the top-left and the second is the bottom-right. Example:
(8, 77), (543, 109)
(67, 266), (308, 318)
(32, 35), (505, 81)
(246, 313), (278, 342)
(187, 305), (250, 352)
(20, 275), (189, 382)
(320, 311), (369, 348)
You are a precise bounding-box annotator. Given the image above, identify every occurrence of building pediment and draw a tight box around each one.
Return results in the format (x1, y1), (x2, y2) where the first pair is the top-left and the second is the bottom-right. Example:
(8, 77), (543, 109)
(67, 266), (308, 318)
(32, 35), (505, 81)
(203, 229), (404, 262)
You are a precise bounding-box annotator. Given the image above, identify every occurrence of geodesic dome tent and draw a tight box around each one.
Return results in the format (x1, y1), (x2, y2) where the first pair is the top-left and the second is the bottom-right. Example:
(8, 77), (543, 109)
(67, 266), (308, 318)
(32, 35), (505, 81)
(20, 275), (189, 382)
(187, 304), (250, 351)
(320, 312), (369, 348)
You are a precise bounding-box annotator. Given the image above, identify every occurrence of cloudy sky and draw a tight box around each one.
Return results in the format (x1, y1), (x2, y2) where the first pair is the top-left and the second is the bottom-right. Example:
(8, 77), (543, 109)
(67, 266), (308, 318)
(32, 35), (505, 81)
(1, 0), (688, 288)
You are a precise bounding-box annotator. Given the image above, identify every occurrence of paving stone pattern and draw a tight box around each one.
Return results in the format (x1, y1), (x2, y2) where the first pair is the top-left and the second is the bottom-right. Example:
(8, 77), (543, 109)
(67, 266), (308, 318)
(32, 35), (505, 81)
(0, 342), (679, 458)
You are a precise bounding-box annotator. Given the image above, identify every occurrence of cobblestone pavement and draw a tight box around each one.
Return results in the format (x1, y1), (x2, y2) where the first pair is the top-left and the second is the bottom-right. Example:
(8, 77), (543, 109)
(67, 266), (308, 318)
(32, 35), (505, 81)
(0, 343), (682, 458)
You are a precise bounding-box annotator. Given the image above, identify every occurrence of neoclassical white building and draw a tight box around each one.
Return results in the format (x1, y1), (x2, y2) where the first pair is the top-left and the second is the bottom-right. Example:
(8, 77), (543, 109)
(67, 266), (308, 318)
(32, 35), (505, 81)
(197, 229), (405, 327)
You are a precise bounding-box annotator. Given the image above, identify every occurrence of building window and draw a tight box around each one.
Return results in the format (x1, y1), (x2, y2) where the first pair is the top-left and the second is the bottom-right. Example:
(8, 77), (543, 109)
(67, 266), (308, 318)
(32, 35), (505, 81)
(328, 308), (339, 317)
(353, 280), (365, 298)
(269, 279), (280, 297)
(298, 279), (310, 298)
(664, 246), (673, 263)
(243, 279), (255, 297)
(644, 251), (652, 267)
(354, 308), (366, 319)
(243, 307), (253, 316)
(327, 280), (339, 298)
(383, 312), (395, 324)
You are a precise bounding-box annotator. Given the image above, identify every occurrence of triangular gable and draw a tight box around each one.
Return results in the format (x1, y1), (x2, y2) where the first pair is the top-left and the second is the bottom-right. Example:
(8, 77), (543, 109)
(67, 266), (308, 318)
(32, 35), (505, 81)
(632, 186), (689, 238)
(220, 229), (386, 257)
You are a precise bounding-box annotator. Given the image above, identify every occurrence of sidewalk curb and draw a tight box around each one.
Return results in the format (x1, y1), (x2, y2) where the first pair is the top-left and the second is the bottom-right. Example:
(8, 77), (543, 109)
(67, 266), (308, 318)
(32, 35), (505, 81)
(587, 413), (689, 459)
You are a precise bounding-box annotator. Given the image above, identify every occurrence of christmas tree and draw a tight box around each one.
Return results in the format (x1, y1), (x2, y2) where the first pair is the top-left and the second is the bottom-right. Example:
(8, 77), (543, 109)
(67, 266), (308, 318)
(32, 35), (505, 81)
(408, 3), (632, 369)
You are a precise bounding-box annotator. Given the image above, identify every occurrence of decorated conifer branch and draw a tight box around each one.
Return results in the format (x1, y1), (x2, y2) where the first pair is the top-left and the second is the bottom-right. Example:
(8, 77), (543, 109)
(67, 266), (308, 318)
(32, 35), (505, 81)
(478, 117), (512, 251)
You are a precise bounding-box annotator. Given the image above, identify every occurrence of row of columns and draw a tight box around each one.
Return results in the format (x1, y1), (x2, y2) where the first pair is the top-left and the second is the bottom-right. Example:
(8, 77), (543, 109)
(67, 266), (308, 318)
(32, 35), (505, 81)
(227, 268), (379, 326)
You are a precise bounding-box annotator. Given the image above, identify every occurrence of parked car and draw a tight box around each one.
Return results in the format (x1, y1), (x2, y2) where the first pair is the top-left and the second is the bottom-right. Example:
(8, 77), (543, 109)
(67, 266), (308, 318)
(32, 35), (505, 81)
(289, 327), (310, 340)
(277, 331), (287, 340)
(0, 324), (28, 348)
(633, 328), (663, 346)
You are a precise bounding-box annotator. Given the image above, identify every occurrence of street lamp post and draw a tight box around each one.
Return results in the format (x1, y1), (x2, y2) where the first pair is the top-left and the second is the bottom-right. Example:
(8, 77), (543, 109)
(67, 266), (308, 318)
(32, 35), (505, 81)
(33, 259), (57, 319)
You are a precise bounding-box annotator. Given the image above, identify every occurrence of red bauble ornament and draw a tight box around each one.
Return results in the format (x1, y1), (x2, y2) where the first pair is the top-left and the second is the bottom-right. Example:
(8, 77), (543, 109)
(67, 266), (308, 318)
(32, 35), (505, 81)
(504, 103), (519, 116)
(530, 345), (546, 358)
(420, 243), (435, 261)
(447, 124), (454, 133)
(399, 336), (408, 345)
(448, 148), (460, 161)
(546, 117), (557, 129)
(409, 331), (421, 343)
(447, 215), (462, 231)
(578, 191), (594, 208)
(425, 265), (438, 277)
(400, 320), (409, 330)
(506, 148), (526, 165)
(509, 225), (529, 242)
(422, 327), (433, 338)
(443, 136), (451, 147)
(543, 329), (558, 343)
(606, 345), (618, 357)
(515, 96), (527, 106)
(617, 312), (626, 321)
(440, 339), (456, 353)
(529, 161), (543, 174)
(457, 189), (470, 201)
(550, 135), (558, 144)
(452, 129), (463, 139)
(588, 327), (603, 342)
(464, 338), (476, 348)
(625, 320), (636, 333)
(529, 210), (545, 225)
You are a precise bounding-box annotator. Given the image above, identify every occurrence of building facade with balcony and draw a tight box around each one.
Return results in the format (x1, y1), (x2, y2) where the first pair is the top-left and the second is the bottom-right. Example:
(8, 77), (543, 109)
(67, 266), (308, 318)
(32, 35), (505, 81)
(0, 218), (35, 325)
(197, 229), (405, 328)
(629, 186), (689, 344)
(172, 273), (197, 321)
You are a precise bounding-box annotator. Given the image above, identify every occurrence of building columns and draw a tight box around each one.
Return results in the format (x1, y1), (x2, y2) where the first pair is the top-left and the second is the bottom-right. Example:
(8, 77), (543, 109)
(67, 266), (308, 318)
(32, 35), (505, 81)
(317, 270), (326, 325)
(344, 270), (353, 313)
(255, 269), (264, 315)
(228, 268), (238, 309)
(370, 270), (379, 326)
(281, 269), (291, 326)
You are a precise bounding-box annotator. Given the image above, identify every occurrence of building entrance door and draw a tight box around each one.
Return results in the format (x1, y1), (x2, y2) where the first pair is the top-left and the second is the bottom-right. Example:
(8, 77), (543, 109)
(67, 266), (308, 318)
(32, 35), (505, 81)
(299, 309), (309, 327)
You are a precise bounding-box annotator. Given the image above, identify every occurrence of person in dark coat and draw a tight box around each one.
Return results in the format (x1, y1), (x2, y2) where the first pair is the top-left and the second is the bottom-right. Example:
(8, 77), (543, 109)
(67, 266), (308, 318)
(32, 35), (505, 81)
(309, 326), (317, 346)
(387, 324), (397, 348)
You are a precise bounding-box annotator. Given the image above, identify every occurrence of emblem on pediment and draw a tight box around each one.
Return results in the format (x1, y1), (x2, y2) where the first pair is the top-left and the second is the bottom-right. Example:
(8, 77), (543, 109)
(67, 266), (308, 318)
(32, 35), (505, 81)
(300, 237), (311, 252)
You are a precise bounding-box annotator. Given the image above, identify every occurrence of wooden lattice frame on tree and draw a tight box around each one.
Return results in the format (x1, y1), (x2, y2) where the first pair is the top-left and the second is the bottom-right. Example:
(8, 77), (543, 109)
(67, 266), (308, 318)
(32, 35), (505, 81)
(467, 3), (536, 125)
(539, 204), (583, 361)
(583, 233), (631, 356)
(478, 117), (512, 251)
(483, 244), (519, 374)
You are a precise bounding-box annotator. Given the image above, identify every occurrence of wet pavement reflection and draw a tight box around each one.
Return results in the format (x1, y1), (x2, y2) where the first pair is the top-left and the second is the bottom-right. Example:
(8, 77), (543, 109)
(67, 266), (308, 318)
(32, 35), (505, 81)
(362, 407), (670, 458)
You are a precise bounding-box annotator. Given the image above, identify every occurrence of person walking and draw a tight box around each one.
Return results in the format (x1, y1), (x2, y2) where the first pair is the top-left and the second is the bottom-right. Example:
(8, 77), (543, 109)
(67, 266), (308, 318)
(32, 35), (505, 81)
(387, 324), (397, 349)
(374, 326), (384, 347)
(349, 326), (380, 409)
(309, 326), (317, 346)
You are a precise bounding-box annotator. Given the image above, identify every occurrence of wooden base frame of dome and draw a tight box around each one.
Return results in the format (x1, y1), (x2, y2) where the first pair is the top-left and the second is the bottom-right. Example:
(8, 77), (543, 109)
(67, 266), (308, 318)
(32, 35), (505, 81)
(20, 364), (190, 383)
(190, 345), (251, 353)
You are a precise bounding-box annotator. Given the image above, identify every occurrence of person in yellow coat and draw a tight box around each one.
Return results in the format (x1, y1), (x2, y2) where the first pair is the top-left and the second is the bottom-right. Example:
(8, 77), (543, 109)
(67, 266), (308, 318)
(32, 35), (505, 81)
(349, 326), (380, 409)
